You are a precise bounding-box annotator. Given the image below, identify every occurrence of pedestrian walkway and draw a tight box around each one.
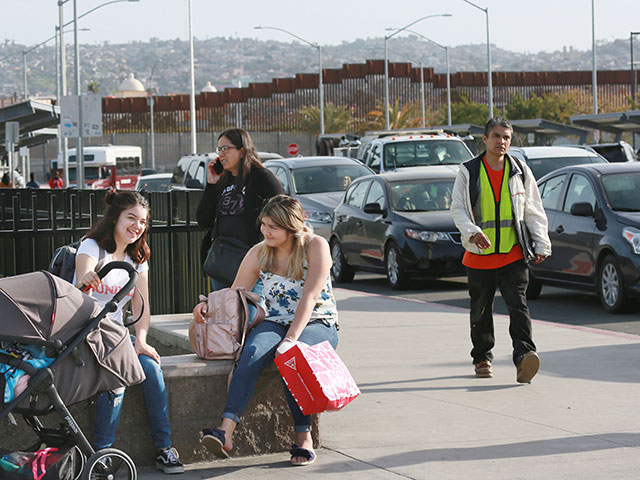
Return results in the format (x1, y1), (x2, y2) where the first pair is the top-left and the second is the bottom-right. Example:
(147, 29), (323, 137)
(142, 288), (640, 480)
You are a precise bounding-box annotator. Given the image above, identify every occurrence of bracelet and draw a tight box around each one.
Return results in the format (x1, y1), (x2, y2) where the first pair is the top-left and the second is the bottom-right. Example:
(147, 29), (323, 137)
(283, 336), (296, 343)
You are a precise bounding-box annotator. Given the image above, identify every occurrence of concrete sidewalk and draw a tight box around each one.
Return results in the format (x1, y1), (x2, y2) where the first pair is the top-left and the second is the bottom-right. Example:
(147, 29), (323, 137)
(142, 288), (640, 480)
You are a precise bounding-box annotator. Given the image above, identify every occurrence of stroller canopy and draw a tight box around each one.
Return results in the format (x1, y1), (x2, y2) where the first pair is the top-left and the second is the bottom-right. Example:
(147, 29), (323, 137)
(0, 271), (101, 344)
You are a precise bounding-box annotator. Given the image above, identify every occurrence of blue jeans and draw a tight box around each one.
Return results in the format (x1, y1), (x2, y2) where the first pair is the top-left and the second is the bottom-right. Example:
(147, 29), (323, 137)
(93, 337), (172, 451)
(222, 320), (339, 432)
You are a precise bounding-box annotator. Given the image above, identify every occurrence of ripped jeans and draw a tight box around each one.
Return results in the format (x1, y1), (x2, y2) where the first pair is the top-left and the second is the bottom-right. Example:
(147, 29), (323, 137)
(93, 337), (172, 451)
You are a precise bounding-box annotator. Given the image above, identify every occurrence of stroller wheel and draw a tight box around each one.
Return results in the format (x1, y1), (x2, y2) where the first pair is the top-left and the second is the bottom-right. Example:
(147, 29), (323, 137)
(81, 448), (136, 480)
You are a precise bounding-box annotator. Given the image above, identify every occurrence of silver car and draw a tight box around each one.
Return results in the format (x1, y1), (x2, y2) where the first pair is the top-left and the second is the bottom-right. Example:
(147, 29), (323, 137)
(263, 156), (374, 238)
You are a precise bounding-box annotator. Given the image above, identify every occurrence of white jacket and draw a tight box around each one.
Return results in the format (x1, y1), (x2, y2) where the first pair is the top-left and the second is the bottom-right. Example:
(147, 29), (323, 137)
(450, 153), (551, 261)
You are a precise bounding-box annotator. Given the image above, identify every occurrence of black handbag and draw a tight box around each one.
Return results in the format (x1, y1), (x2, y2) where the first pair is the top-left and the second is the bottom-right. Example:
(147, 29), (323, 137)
(203, 236), (251, 286)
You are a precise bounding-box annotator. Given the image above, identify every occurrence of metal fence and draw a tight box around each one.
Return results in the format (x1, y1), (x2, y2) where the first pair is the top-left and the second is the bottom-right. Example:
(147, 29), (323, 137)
(0, 188), (209, 315)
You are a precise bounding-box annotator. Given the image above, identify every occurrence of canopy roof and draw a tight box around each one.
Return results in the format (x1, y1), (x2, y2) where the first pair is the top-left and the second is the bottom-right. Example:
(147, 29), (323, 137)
(0, 100), (60, 155)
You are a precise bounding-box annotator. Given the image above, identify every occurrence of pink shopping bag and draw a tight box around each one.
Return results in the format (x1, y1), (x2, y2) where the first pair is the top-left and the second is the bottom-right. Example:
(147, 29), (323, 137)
(274, 340), (360, 415)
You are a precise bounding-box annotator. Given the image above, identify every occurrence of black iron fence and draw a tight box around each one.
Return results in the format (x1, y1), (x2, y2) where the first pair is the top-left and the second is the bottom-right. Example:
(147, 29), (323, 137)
(0, 188), (209, 315)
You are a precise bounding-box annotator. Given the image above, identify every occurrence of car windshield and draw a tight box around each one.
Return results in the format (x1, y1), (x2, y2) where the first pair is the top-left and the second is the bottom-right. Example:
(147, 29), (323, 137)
(391, 179), (455, 212)
(292, 164), (371, 194)
(137, 177), (171, 192)
(383, 140), (471, 168)
(526, 155), (606, 179)
(601, 171), (640, 211)
(68, 167), (100, 181)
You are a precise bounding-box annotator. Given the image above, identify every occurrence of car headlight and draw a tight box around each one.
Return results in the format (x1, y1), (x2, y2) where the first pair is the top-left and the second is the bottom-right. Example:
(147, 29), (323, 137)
(622, 227), (640, 254)
(405, 228), (451, 242)
(303, 210), (332, 224)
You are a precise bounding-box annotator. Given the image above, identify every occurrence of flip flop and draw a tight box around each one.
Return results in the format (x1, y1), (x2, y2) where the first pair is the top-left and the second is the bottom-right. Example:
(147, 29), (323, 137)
(200, 428), (229, 459)
(289, 444), (316, 466)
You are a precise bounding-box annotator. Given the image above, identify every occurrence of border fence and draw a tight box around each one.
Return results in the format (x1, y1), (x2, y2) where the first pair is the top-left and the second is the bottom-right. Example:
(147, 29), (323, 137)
(0, 188), (209, 315)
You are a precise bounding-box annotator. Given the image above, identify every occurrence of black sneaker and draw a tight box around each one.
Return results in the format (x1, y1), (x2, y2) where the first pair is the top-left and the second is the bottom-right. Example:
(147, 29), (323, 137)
(155, 447), (184, 474)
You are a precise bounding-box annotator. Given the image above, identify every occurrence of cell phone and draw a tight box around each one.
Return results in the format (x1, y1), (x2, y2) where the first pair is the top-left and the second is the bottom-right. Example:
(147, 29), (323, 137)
(212, 158), (224, 175)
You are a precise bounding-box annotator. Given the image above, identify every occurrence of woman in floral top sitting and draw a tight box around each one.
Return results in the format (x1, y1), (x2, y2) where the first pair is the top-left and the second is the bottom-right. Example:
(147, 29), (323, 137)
(193, 194), (338, 466)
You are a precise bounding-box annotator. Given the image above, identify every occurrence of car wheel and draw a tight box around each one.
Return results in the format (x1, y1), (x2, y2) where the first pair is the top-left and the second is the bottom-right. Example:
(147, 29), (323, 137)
(330, 239), (354, 283)
(598, 255), (629, 314)
(386, 242), (409, 290)
(526, 275), (542, 300)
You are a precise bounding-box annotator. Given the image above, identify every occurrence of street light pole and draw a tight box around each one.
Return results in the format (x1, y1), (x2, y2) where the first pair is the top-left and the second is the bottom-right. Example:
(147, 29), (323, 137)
(188, 0), (197, 154)
(254, 26), (325, 134)
(461, 0), (492, 118)
(631, 32), (640, 108)
(73, 0), (84, 189)
(384, 13), (451, 130)
(59, 1), (69, 187)
(591, 0), (597, 114)
(398, 28), (452, 126)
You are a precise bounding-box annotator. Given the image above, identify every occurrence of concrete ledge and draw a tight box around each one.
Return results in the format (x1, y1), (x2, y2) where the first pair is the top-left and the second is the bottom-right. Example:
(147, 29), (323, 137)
(1, 350), (319, 468)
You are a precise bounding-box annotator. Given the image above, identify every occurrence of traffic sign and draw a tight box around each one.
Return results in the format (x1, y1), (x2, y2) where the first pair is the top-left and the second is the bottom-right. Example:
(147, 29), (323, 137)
(60, 94), (103, 137)
(287, 143), (300, 156)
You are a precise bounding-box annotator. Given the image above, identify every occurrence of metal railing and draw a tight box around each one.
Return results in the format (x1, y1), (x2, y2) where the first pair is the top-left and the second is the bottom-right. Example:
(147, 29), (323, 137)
(0, 188), (209, 315)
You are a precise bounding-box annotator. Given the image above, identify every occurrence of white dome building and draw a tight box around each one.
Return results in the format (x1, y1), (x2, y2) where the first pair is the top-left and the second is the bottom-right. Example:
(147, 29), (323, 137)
(201, 81), (218, 93)
(114, 73), (148, 98)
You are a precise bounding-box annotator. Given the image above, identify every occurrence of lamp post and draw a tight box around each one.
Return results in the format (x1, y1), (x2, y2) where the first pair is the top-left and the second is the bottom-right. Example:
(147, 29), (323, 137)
(384, 13), (451, 130)
(591, 0), (597, 114)
(631, 32), (640, 108)
(188, 0), (197, 154)
(66, 0), (139, 188)
(148, 59), (161, 170)
(254, 25), (324, 135)
(461, 0), (492, 118)
(396, 28), (452, 126)
(384, 47), (426, 127)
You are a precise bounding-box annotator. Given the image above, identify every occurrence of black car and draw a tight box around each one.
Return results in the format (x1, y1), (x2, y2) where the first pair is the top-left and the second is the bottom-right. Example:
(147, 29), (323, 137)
(529, 163), (640, 313)
(329, 166), (465, 290)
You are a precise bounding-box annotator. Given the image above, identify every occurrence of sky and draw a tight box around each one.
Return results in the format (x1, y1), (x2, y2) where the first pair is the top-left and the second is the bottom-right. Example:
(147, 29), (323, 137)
(1, 0), (640, 54)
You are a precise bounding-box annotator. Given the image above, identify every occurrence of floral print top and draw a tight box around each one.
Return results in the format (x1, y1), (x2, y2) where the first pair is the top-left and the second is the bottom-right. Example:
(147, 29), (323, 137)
(259, 262), (338, 327)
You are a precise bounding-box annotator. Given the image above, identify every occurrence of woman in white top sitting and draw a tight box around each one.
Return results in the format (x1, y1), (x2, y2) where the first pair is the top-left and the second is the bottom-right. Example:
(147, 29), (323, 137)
(75, 190), (183, 474)
(194, 194), (339, 466)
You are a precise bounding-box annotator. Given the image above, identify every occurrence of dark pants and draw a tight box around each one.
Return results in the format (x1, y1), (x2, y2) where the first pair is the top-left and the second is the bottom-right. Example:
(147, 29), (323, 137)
(466, 259), (536, 366)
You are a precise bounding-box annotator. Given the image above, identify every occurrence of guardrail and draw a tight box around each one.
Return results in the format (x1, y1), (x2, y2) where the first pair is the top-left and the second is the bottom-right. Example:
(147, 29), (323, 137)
(0, 188), (209, 315)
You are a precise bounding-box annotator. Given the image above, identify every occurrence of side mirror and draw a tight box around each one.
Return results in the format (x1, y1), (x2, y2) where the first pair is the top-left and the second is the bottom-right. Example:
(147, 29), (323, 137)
(363, 202), (384, 215)
(570, 202), (594, 217)
(185, 178), (204, 189)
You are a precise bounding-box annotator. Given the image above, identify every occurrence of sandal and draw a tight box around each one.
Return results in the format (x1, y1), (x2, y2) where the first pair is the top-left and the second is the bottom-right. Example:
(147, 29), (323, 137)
(200, 428), (229, 459)
(289, 444), (316, 466)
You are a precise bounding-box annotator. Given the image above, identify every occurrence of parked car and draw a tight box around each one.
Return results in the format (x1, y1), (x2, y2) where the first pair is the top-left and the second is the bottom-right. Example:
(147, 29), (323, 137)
(357, 132), (473, 173)
(529, 162), (640, 313)
(135, 173), (173, 192)
(509, 146), (607, 179)
(171, 152), (286, 190)
(587, 141), (638, 163)
(263, 156), (373, 238)
(329, 166), (465, 290)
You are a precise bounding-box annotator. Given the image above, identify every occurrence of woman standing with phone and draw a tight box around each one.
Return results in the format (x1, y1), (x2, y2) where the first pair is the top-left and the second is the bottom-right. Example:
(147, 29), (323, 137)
(197, 128), (283, 290)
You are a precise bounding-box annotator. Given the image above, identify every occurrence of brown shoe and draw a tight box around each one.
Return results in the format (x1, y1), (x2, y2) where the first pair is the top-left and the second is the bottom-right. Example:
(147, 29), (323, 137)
(474, 360), (493, 378)
(516, 352), (540, 383)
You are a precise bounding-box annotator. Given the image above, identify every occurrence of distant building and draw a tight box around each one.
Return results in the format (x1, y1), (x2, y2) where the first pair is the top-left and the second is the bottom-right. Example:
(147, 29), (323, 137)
(113, 73), (147, 98)
(201, 81), (217, 93)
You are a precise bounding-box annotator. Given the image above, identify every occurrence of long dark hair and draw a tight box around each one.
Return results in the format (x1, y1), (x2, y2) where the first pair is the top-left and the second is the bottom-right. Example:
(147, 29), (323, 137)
(217, 128), (264, 191)
(86, 190), (151, 264)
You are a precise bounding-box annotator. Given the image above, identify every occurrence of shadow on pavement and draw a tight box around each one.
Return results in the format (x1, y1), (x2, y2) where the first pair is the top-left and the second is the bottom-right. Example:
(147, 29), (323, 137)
(314, 432), (640, 473)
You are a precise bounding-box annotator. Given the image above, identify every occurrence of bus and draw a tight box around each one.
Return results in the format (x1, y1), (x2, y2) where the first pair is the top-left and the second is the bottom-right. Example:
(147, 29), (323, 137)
(51, 145), (142, 189)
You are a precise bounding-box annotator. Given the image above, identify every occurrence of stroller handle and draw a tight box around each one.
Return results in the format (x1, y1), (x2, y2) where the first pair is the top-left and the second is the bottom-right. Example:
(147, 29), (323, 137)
(80, 261), (138, 308)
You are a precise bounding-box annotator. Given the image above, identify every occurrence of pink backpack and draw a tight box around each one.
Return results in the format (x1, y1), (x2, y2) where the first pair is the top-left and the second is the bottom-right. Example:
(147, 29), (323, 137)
(189, 287), (264, 362)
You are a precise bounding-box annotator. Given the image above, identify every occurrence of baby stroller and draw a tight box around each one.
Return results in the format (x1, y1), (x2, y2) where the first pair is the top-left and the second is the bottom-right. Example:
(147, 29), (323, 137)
(0, 262), (145, 480)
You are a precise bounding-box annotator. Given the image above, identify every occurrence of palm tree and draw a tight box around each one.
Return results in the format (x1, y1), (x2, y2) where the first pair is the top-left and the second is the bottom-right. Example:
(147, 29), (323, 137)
(298, 102), (353, 134)
(87, 80), (101, 94)
(364, 98), (422, 131)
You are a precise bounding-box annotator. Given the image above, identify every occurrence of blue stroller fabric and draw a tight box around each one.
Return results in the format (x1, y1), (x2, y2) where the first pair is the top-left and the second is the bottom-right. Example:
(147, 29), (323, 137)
(0, 345), (54, 404)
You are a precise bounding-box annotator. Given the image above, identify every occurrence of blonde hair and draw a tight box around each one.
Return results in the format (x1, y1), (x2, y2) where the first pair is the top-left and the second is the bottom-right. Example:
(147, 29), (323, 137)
(257, 195), (312, 281)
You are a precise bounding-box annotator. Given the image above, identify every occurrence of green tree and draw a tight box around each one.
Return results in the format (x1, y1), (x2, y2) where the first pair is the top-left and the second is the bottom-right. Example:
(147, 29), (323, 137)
(364, 98), (422, 131)
(298, 102), (353, 134)
(87, 80), (101, 94)
(444, 93), (489, 126)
